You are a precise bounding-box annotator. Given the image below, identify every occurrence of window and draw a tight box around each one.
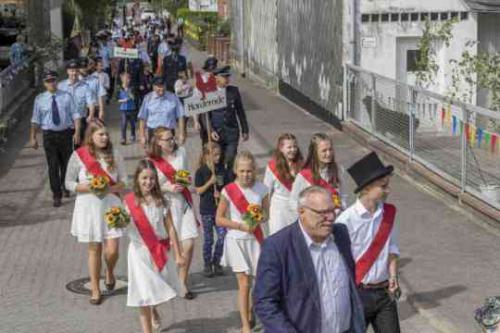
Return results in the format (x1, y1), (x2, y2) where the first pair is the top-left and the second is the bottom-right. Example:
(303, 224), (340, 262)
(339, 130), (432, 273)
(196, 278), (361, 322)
(371, 14), (380, 22)
(362, 14), (369, 22)
(411, 13), (419, 21)
(450, 12), (458, 19)
(421, 12), (428, 21)
(381, 13), (389, 22)
(440, 12), (449, 20)
(430, 12), (439, 21)
(401, 13), (409, 21)
(461, 12), (469, 20)
(391, 13), (399, 22)
(407, 50), (423, 72)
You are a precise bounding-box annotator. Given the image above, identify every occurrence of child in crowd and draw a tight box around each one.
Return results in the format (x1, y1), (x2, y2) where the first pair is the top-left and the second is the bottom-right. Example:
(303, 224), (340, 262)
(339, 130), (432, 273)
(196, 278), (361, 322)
(195, 142), (234, 278)
(124, 159), (185, 333)
(117, 72), (138, 145)
(216, 151), (269, 333)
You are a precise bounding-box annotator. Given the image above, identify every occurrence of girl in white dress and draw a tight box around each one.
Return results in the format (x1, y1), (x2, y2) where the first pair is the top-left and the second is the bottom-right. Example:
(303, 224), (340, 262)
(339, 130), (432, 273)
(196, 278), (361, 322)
(125, 159), (185, 333)
(216, 151), (269, 333)
(263, 133), (303, 235)
(65, 120), (127, 305)
(148, 127), (199, 299)
(290, 132), (348, 216)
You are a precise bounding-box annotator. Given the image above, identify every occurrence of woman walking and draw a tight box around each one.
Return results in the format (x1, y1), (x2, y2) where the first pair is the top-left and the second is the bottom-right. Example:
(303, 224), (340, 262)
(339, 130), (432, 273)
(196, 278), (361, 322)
(65, 120), (127, 304)
(263, 133), (303, 235)
(148, 127), (199, 299)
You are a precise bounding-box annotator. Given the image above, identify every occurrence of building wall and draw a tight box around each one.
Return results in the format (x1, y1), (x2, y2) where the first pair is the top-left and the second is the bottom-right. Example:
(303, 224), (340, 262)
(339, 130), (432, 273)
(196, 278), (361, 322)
(477, 13), (500, 108)
(359, 0), (478, 99)
(277, 0), (344, 117)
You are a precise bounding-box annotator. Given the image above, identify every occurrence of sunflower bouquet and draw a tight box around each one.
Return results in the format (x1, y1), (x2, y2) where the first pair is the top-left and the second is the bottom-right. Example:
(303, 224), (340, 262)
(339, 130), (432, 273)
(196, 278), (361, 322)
(332, 193), (342, 210)
(242, 204), (265, 230)
(104, 206), (130, 229)
(89, 175), (110, 198)
(174, 169), (192, 186)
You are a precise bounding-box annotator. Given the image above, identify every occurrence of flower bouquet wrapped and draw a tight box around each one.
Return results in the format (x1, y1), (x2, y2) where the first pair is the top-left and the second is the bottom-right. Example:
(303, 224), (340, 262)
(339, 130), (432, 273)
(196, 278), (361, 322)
(89, 175), (110, 198)
(174, 169), (192, 186)
(332, 193), (342, 210)
(104, 206), (130, 229)
(242, 204), (265, 229)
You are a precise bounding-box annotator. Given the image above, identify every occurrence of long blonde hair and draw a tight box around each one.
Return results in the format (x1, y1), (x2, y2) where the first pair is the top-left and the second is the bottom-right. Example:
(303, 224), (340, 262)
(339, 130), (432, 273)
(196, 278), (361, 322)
(84, 119), (115, 171)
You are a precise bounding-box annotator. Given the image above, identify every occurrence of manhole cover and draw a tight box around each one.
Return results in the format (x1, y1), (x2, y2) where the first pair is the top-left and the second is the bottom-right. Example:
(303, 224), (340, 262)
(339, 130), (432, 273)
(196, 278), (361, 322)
(66, 276), (128, 296)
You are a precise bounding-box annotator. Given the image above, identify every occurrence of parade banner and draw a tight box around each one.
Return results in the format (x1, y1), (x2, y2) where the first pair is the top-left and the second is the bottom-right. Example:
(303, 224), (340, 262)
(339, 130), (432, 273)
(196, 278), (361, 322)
(113, 47), (139, 59)
(184, 90), (227, 117)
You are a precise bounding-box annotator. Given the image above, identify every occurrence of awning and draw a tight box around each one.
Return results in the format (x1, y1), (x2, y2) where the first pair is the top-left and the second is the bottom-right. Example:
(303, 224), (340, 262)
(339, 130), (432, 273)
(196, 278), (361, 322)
(464, 0), (500, 13)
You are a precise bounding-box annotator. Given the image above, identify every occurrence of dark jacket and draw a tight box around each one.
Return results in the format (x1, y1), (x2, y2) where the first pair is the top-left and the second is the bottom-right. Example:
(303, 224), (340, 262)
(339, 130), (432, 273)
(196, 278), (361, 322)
(199, 85), (249, 142)
(253, 221), (366, 333)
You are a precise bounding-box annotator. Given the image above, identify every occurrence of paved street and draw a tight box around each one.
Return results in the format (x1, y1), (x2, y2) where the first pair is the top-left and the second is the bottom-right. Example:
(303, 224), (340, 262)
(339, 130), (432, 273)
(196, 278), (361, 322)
(0, 46), (497, 332)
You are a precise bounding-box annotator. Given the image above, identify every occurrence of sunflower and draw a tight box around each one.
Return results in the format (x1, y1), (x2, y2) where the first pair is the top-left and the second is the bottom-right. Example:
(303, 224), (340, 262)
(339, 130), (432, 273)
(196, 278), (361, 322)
(111, 207), (121, 215)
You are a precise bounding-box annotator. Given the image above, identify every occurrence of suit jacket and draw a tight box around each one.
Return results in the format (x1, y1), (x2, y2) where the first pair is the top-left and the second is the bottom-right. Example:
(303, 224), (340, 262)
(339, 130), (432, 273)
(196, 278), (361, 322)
(253, 221), (365, 333)
(199, 85), (249, 142)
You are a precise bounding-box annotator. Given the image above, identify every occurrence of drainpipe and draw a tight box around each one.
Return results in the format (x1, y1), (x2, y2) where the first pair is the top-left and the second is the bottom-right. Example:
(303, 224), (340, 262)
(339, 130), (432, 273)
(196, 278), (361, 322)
(353, 0), (361, 65)
(239, 0), (246, 77)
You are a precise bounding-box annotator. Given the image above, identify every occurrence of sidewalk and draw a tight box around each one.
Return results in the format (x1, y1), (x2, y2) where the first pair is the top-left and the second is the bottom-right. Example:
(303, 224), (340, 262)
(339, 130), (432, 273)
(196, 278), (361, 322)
(0, 45), (496, 333)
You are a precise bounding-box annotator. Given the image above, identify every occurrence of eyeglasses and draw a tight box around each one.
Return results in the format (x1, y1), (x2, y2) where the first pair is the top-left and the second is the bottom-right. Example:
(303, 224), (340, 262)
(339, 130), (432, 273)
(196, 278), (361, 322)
(302, 206), (337, 218)
(159, 137), (175, 143)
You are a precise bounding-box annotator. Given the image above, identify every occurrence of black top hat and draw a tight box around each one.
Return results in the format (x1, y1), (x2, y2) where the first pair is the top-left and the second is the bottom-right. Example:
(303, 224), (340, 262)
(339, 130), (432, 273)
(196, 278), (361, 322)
(347, 152), (394, 193)
(152, 76), (165, 86)
(213, 65), (231, 77)
(203, 56), (218, 71)
(43, 70), (58, 81)
(66, 59), (79, 69)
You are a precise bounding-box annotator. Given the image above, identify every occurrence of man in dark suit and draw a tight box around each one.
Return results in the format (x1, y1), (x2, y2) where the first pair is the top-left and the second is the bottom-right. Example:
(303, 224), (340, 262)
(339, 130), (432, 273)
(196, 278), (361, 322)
(254, 186), (365, 333)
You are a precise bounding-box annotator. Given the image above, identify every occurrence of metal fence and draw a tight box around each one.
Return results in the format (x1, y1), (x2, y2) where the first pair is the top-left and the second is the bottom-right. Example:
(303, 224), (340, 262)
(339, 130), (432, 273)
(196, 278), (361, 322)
(0, 56), (35, 116)
(345, 63), (500, 210)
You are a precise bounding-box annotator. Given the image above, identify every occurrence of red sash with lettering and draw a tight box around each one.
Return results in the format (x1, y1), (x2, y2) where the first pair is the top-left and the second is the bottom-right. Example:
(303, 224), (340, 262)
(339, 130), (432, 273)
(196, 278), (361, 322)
(355, 203), (396, 285)
(300, 168), (338, 197)
(268, 159), (293, 192)
(76, 147), (116, 186)
(125, 193), (170, 272)
(150, 157), (195, 210)
(224, 183), (265, 245)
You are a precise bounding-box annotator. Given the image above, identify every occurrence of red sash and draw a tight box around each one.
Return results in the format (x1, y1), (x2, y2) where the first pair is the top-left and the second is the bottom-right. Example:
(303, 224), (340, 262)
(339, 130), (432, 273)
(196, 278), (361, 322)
(124, 193), (170, 272)
(355, 203), (396, 285)
(300, 168), (338, 197)
(268, 159), (293, 192)
(76, 147), (116, 186)
(150, 157), (195, 209)
(224, 183), (265, 245)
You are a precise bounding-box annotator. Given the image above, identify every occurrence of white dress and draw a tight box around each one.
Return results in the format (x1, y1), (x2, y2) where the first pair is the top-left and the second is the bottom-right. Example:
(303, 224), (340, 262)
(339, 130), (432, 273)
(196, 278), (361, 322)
(220, 182), (268, 276)
(65, 150), (127, 243)
(126, 202), (181, 307)
(289, 167), (349, 221)
(157, 147), (199, 242)
(263, 165), (296, 235)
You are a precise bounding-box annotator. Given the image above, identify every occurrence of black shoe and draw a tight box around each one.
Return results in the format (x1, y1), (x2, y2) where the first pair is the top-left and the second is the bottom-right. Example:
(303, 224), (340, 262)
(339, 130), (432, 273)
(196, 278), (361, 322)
(213, 263), (224, 276)
(63, 190), (70, 198)
(203, 264), (214, 278)
(53, 197), (62, 207)
(184, 291), (196, 300)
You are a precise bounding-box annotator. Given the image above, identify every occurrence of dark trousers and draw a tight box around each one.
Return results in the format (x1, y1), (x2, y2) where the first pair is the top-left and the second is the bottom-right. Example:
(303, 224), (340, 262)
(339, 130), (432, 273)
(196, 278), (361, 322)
(201, 126), (239, 172)
(78, 116), (87, 145)
(201, 214), (226, 266)
(105, 67), (114, 102)
(120, 111), (137, 140)
(358, 288), (401, 333)
(42, 129), (73, 199)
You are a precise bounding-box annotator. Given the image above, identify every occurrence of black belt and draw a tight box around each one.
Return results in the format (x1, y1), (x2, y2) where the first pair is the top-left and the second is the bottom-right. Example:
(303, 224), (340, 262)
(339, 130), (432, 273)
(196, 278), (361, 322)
(358, 280), (389, 290)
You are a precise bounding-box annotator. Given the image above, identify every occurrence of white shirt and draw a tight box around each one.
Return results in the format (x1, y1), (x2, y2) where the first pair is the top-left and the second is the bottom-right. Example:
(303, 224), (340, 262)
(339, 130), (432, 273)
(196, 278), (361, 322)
(222, 182), (268, 240)
(299, 222), (351, 333)
(263, 165), (291, 200)
(337, 199), (400, 284)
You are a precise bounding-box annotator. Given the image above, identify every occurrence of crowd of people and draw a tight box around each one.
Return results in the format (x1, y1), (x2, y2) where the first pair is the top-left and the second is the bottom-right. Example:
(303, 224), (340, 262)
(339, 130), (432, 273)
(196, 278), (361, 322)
(28, 7), (404, 333)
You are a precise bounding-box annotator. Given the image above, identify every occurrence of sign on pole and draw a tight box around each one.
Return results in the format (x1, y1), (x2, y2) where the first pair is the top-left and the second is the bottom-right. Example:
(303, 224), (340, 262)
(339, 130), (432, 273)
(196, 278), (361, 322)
(184, 90), (227, 117)
(113, 47), (139, 59)
(189, 0), (218, 12)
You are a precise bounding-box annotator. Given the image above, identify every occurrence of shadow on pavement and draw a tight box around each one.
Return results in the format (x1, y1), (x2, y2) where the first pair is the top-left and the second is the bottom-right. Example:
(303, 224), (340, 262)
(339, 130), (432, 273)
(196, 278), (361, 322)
(407, 285), (468, 309)
(161, 311), (240, 333)
(190, 272), (238, 296)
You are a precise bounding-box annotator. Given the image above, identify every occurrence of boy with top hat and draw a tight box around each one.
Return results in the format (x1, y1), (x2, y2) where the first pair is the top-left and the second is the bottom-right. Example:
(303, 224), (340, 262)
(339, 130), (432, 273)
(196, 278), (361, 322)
(30, 71), (82, 207)
(336, 152), (401, 332)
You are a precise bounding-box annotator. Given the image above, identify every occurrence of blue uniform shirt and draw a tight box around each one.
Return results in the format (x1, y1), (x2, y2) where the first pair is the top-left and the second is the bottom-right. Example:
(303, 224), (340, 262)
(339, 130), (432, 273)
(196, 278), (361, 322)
(31, 90), (80, 131)
(81, 75), (107, 104)
(138, 91), (184, 129)
(57, 79), (93, 118)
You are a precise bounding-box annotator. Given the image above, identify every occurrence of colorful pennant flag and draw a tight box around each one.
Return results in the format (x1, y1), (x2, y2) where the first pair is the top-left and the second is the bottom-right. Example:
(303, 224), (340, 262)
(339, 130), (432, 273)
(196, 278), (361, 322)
(452, 116), (457, 135)
(477, 128), (484, 148)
